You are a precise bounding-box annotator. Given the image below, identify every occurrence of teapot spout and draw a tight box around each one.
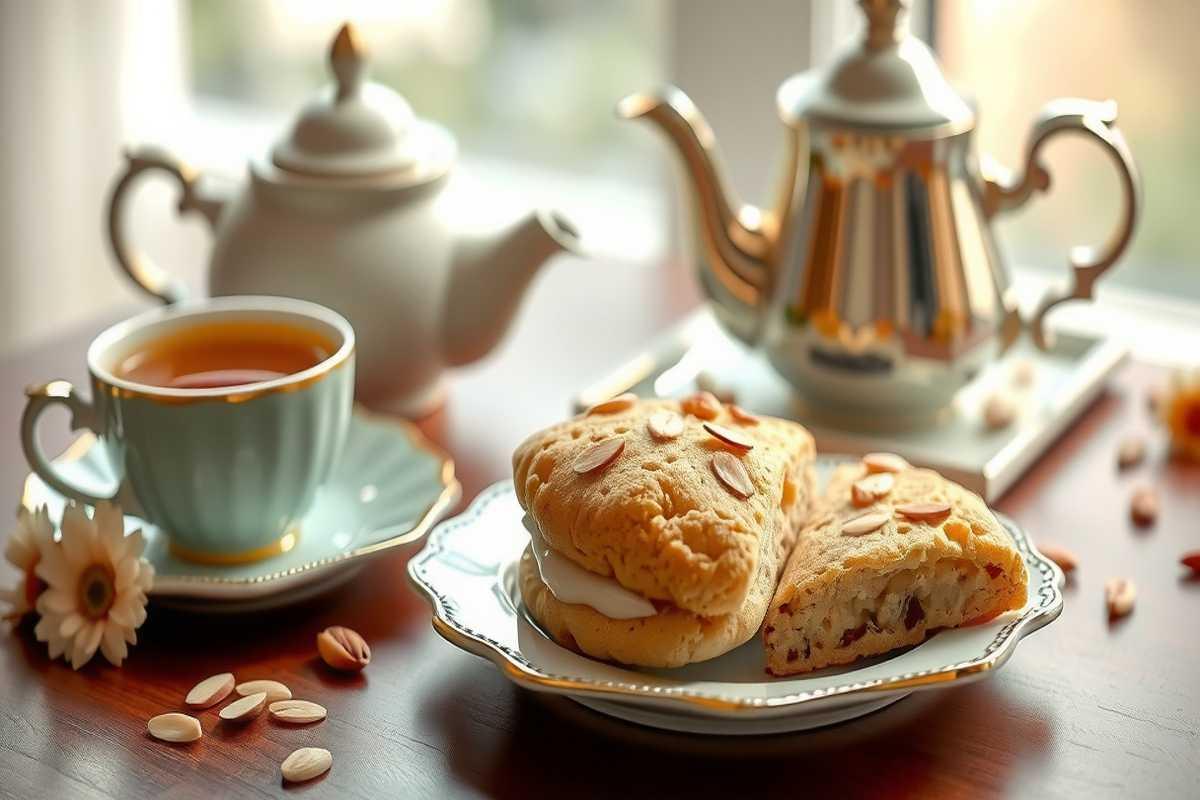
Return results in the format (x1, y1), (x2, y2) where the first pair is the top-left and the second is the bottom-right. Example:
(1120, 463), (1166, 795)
(442, 209), (580, 367)
(618, 88), (775, 334)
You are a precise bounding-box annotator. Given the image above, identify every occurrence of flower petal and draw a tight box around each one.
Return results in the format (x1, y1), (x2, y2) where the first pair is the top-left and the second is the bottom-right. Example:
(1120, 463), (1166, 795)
(59, 613), (84, 638)
(135, 561), (155, 592)
(100, 624), (127, 666)
(34, 544), (71, 589)
(123, 529), (145, 560)
(33, 613), (57, 643)
(59, 506), (94, 568)
(114, 556), (139, 591)
(38, 588), (75, 616)
(107, 599), (135, 628)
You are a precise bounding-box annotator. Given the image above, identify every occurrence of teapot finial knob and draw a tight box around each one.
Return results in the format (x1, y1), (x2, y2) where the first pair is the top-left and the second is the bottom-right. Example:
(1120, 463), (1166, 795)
(859, 0), (909, 49)
(330, 22), (367, 102)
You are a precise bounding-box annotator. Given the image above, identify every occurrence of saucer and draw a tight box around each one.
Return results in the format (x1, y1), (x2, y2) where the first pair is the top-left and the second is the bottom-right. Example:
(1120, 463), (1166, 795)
(23, 408), (460, 612)
(409, 458), (1064, 735)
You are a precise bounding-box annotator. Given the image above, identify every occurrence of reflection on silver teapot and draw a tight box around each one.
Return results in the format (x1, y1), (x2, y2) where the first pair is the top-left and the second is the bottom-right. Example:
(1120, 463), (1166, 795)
(622, 0), (1139, 415)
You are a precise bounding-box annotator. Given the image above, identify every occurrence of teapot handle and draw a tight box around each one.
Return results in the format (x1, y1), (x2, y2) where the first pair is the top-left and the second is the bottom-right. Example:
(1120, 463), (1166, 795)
(106, 146), (223, 305)
(981, 99), (1140, 349)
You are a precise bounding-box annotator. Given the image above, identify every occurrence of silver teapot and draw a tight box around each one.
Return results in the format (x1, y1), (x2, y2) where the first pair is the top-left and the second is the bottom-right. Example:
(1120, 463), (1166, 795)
(621, 0), (1139, 414)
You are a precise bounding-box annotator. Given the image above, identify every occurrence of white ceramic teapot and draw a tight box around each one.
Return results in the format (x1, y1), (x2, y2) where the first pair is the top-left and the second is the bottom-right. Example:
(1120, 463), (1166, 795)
(106, 23), (580, 416)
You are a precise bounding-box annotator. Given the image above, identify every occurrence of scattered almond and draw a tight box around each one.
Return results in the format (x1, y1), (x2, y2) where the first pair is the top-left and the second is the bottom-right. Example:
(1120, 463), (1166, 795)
(586, 392), (636, 416)
(572, 438), (625, 475)
(862, 452), (909, 474)
(727, 404), (759, 425)
(1011, 358), (1036, 387)
(269, 699), (327, 724)
(647, 411), (684, 441)
(702, 422), (755, 451)
(681, 391), (721, 420)
(1038, 543), (1078, 575)
(236, 680), (291, 704)
(281, 747), (332, 783)
(851, 473), (894, 508)
(219, 691), (266, 723)
(1130, 486), (1159, 526)
(1180, 551), (1200, 574)
(1105, 578), (1136, 618)
(711, 452), (754, 499)
(317, 625), (371, 672)
(841, 511), (891, 536)
(184, 672), (235, 709)
(983, 391), (1017, 429)
(895, 502), (952, 523)
(1116, 435), (1146, 469)
(147, 712), (202, 743)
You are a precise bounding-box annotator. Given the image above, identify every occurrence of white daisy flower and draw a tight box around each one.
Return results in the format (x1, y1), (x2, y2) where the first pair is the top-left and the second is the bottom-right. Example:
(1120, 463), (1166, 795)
(2, 506), (54, 621)
(34, 503), (154, 669)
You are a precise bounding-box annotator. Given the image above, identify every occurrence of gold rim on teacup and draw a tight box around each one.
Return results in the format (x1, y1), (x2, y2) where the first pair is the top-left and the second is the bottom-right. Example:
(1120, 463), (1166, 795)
(85, 295), (355, 406)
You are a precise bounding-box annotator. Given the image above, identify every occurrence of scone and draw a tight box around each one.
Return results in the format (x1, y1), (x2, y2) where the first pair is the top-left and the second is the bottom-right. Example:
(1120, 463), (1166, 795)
(764, 457), (1028, 676)
(514, 393), (816, 668)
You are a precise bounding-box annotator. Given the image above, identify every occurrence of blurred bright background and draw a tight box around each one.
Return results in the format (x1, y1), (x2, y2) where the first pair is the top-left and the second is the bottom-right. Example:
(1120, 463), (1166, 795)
(0, 0), (1196, 358)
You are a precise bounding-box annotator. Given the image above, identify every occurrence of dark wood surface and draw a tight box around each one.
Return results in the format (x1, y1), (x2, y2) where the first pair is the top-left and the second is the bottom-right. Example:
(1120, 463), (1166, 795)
(1, 259), (1198, 799)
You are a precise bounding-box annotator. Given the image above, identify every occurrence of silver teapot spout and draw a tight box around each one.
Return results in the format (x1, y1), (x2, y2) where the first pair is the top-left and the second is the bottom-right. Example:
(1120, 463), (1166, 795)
(618, 89), (801, 343)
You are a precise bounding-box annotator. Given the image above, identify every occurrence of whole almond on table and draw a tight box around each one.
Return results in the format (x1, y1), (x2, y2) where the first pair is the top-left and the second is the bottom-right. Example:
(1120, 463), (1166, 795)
(281, 747), (332, 783)
(147, 713), (202, 743)
(236, 680), (291, 704)
(1130, 486), (1159, 526)
(184, 672), (235, 709)
(1116, 435), (1147, 469)
(982, 391), (1017, 430)
(219, 691), (267, 723)
(318, 625), (371, 672)
(1038, 543), (1078, 576)
(269, 699), (327, 724)
(1105, 578), (1136, 619)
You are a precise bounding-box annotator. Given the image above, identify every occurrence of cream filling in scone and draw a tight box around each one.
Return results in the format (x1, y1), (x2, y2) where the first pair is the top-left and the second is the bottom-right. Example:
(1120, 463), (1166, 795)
(523, 515), (656, 620)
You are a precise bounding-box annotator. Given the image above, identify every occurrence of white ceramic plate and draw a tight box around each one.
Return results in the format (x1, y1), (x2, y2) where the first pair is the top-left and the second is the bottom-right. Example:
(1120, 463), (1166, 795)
(409, 461), (1064, 735)
(24, 408), (460, 612)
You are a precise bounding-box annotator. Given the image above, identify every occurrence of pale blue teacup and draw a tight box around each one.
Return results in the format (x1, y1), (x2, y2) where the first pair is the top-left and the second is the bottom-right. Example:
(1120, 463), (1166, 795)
(20, 296), (355, 563)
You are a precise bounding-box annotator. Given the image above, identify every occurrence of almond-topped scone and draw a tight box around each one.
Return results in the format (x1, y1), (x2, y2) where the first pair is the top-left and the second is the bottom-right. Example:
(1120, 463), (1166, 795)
(764, 458), (1028, 676)
(514, 393), (816, 667)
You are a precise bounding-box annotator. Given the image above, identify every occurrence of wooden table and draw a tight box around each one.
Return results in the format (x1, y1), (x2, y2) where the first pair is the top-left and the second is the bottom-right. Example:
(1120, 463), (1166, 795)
(1, 259), (1197, 799)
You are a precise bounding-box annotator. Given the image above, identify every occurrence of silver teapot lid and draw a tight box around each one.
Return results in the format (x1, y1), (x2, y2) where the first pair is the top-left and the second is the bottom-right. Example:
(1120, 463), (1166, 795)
(778, 0), (974, 136)
(271, 23), (454, 181)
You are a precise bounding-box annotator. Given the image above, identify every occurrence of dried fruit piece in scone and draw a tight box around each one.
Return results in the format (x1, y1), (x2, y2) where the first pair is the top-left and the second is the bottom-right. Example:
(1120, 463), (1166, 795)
(764, 464), (1028, 676)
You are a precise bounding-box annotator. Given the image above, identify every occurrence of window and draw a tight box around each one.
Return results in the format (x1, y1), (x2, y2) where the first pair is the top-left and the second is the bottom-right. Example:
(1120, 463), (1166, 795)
(186, 0), (664, 183)
(937, 0), (1200, 300)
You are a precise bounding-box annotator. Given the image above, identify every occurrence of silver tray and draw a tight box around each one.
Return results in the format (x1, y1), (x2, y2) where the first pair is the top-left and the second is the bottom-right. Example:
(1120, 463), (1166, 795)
(575, 308), (1127, 501)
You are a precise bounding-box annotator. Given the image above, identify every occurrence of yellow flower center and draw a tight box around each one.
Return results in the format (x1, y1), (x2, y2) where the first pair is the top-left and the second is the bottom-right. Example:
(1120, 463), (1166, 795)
(77, 564), (116, 620)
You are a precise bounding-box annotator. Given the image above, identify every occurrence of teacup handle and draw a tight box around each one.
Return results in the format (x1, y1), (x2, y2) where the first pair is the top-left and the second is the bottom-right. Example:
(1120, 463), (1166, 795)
(981, 99), (1141, 349)
(21, 381), (121, 506)
(106, 145), (224, 306)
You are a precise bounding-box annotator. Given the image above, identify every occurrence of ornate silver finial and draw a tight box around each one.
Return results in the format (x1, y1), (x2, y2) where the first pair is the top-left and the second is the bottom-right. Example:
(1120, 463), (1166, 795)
(859, 0), (909, 49)
(330, 22), (368, 102)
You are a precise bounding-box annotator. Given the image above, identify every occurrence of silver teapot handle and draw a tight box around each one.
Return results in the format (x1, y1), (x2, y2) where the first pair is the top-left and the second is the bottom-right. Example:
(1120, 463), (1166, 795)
(106, 146), (224, 305)
(982, 99), (1140, 349)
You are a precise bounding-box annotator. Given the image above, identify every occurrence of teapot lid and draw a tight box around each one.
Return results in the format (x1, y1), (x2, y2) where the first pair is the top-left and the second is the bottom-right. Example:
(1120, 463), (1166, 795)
(778, 0), (974, 136)
(270, 23), (453, 181)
